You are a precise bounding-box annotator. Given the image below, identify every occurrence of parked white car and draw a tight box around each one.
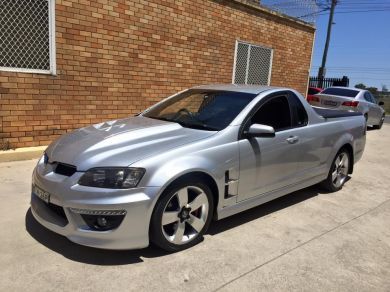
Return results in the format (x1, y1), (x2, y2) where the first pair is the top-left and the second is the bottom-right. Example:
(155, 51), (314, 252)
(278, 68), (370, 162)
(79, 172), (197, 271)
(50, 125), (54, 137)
(307, 87), (385, 129)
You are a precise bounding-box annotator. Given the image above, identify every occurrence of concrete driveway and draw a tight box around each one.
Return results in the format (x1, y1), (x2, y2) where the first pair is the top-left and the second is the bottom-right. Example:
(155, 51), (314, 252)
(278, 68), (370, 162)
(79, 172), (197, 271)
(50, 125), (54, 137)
(1, 126), (389, 291)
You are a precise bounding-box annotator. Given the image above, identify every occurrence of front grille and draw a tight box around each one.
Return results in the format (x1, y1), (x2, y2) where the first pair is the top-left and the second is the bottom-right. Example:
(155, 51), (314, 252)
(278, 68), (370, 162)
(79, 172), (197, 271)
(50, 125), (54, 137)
(54, 163), (77, 176)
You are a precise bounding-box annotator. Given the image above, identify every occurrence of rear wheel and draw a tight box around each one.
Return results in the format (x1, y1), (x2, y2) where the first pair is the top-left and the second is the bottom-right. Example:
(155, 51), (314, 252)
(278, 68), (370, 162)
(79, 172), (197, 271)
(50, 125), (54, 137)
(373, 114), (385, 130)
(150, 178), (214, 252)
(321, 150), (350, 192)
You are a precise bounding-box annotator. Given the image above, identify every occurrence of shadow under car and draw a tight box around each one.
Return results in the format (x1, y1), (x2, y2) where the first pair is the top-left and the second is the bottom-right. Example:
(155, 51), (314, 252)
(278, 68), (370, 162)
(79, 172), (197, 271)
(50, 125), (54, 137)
(25, 183), (335, 265)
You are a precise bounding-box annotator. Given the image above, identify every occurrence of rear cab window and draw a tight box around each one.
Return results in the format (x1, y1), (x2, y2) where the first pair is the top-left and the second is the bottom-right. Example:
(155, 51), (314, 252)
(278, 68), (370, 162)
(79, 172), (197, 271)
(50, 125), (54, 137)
(321, 88), (359, 98)
(288, 93), (308, 127)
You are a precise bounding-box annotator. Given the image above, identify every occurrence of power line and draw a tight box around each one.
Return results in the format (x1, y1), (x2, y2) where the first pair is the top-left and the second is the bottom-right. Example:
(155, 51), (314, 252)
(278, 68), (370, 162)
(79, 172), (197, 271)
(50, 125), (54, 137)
(311, 66), (390, 70)
(316, 8), (390, 15)
(338, 1), (390, 4)
(316, 68), (390, 72)
(346, 78), (390, 81)
(297, 8), (329, 18)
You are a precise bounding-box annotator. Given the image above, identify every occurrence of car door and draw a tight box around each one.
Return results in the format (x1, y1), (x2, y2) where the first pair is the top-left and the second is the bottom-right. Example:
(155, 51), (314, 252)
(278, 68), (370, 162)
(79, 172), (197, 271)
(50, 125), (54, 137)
(288, 92), (326, 180)
(237, 92), (304, 201)
(364, 92), (377, 125)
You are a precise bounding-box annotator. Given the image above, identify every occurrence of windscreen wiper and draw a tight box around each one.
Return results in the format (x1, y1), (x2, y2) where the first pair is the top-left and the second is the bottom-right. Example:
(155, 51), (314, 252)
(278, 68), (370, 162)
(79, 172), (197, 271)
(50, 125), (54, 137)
(148, 116), (218, 131)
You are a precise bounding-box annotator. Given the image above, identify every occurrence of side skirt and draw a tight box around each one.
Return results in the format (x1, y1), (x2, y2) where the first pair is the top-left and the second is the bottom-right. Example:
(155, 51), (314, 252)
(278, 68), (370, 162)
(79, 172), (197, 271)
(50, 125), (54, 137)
(216, 173), (326, 220)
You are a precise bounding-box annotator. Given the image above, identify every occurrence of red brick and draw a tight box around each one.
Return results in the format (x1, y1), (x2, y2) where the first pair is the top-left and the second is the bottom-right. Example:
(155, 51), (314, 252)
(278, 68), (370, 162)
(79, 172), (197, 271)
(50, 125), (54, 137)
(0, 0), (314, 148)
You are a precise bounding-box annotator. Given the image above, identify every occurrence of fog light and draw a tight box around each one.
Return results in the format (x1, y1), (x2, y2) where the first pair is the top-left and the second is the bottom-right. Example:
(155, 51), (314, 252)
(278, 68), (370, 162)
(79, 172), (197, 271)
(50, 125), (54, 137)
(80, 214), (125, 231)
(69, 209), (126, 231)
(97, 217), (108, 227)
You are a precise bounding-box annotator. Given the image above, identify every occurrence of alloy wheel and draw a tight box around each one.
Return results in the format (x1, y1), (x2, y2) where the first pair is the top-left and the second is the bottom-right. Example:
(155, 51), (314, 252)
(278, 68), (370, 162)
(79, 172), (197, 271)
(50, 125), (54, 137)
(161, 186), (209, 245)
(331, 152), (349, 188)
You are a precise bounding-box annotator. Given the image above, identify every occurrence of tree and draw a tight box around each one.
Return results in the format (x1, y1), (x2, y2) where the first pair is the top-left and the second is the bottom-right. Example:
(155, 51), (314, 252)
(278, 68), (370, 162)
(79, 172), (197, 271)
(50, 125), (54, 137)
(355, 83), (366, 89)
(354, 83), (378, 96)
(367, 87), (378, 96)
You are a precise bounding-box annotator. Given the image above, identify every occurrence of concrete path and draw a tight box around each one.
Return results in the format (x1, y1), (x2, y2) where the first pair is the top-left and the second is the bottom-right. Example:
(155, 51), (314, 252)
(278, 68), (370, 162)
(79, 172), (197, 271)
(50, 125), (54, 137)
(0, 126), (389, 291)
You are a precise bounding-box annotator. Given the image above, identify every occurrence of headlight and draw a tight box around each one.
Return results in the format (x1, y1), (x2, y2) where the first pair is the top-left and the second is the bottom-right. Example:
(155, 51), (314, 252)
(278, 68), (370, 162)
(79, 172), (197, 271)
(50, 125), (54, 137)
(37, 152), (48, 165)
(78, 168), (145, 189)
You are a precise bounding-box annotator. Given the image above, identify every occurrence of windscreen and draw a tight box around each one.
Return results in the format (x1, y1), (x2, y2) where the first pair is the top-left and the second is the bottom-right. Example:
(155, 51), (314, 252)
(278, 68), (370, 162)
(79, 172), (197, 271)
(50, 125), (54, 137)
(144, 90), (257, 131)
(321, 88), (359, 98)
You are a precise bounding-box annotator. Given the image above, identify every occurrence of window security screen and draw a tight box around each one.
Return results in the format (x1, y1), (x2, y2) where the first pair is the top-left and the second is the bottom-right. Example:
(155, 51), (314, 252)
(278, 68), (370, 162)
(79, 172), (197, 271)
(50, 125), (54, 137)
(233, 41), (273, 85)
(0, 0), (55, 73)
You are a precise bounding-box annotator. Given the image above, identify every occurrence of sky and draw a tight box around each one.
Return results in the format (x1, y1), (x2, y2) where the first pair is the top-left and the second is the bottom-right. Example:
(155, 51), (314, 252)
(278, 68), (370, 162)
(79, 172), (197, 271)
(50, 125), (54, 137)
(310, 1), (390, 90)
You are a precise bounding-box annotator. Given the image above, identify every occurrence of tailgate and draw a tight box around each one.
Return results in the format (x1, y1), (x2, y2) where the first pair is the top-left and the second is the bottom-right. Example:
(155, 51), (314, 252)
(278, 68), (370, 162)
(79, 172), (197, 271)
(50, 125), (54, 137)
(313, 107), (362, 119)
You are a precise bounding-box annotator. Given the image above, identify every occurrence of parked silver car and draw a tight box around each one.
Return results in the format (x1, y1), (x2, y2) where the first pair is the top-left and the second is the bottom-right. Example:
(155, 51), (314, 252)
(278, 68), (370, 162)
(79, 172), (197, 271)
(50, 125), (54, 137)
(31, 85), (366, 251)
(307, 86), (385, 129)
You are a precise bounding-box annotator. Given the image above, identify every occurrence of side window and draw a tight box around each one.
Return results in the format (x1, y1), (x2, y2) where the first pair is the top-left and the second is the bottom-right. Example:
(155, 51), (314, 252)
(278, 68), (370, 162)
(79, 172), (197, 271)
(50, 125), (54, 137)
(364, 92), (372, 102)
(369, 93), (377, 104)
(251, 95), (291, 131)
(289, 93), (308, 127)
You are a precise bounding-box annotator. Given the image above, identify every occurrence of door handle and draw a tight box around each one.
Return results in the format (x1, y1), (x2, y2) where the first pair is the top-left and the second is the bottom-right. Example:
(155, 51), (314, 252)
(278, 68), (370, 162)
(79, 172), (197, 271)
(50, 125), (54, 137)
(286, 136), (299, 144)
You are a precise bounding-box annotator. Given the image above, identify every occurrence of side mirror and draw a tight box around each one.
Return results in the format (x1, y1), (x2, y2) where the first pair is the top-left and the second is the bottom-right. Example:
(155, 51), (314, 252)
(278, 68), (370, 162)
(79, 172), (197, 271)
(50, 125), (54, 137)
(245, 124), (275, 138)
(378, 101), (384, 106)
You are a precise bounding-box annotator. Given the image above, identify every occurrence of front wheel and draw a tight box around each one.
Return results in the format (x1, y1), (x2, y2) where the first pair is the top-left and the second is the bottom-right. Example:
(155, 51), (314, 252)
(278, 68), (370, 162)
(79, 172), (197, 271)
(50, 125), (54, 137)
(150, 179), (214, 252)
(321, 150), (350, 192)
(373, 114), (385, 130)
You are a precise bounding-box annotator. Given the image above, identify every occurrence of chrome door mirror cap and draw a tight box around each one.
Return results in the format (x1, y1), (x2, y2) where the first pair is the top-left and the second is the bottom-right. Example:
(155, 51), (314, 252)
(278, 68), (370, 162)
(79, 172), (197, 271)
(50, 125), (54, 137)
(246, 124), (275, 138)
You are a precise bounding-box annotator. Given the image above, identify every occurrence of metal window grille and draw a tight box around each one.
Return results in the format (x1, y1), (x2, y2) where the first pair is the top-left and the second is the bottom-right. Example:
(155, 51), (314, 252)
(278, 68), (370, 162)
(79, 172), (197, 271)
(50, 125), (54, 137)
(0, 0), (56, 74)
(233, 41), (273, 85)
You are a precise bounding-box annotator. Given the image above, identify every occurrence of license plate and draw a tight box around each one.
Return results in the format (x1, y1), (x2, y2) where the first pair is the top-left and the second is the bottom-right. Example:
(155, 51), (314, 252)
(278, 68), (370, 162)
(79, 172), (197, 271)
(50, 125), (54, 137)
(33, 184), (50, 204)
(322, 100), (338, 106)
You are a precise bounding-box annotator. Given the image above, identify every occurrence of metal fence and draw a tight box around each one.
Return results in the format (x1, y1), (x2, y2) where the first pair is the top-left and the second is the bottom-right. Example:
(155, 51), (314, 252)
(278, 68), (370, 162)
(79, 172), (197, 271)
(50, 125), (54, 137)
(309, 76), (350, 89)
(260, 0), (319, 23)
(0, 0), (55, 73)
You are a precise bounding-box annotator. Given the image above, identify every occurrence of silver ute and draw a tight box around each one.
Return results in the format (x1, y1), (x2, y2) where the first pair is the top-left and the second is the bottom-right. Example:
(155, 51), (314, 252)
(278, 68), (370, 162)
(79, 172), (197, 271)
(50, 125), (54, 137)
(31, 84), (366, 251)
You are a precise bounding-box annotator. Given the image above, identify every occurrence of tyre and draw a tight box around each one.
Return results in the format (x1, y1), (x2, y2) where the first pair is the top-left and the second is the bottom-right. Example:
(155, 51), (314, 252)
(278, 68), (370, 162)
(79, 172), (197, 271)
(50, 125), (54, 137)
(321, 149), (350, 192)
(364, 114), (368, 128)
(373, 115), (385, 130)
(150, 178), (214, 252)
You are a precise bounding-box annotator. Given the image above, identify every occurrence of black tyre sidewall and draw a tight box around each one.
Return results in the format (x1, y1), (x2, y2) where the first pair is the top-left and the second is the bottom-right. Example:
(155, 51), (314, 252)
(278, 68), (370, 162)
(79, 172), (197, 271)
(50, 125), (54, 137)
(150, 178), (214, 252)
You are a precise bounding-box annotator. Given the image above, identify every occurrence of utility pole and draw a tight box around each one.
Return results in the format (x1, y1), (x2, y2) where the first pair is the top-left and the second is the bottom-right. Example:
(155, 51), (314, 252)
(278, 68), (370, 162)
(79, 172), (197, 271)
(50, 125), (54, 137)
(318, 0), (337, 87)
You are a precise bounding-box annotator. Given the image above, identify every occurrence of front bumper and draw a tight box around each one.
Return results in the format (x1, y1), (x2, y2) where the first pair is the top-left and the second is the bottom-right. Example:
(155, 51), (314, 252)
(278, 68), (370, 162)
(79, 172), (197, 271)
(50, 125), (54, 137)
(31, 162), (161, 250)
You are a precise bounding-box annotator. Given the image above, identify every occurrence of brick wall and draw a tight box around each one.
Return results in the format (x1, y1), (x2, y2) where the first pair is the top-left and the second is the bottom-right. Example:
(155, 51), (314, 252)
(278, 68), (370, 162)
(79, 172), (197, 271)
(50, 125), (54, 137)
(0, 0), (315, 149)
